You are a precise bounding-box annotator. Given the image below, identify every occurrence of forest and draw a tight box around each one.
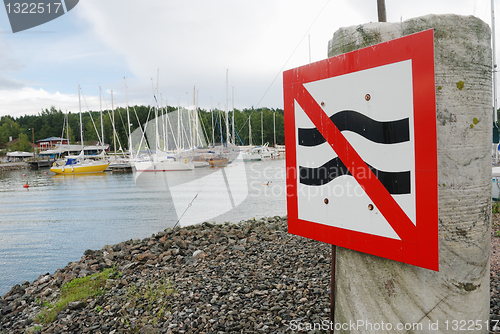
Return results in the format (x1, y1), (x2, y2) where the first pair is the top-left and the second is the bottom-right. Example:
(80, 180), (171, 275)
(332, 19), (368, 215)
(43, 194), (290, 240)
(0, 105), (285, 153)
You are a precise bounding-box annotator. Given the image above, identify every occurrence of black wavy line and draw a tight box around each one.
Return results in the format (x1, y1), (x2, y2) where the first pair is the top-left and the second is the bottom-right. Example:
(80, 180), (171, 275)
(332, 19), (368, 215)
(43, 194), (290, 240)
(298, 110), (409, 146)
(299, 157), (410, 195)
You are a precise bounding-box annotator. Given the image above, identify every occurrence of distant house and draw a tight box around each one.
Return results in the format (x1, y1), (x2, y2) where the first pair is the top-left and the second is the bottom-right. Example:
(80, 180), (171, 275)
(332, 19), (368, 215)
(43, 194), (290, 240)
(36, 137), (69, 151)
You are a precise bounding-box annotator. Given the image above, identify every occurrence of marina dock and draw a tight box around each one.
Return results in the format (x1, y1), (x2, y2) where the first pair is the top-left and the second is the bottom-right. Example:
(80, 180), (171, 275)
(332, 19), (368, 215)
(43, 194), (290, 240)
(27, 160), (53, 170)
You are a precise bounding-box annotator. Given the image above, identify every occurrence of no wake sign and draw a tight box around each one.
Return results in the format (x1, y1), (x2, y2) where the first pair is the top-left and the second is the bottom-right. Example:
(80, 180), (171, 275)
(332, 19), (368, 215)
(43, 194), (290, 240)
(283, 29), (438, 271)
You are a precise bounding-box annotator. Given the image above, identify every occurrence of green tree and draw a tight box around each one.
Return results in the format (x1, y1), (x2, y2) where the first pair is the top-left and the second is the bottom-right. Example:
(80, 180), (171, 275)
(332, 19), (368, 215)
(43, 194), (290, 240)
(12, 133), (31, 152)
(0, 117), (21, 146)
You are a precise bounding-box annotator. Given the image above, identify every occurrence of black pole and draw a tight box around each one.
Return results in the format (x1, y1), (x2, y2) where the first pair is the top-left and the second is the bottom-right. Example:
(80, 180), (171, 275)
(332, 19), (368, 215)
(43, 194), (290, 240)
(377, 0), (387, 22)
(330, 245), (336, 334)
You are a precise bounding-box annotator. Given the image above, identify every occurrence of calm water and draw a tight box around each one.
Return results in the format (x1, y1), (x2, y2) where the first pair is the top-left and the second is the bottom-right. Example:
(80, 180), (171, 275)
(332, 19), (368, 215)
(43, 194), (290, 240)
(0, 159), (286, 295)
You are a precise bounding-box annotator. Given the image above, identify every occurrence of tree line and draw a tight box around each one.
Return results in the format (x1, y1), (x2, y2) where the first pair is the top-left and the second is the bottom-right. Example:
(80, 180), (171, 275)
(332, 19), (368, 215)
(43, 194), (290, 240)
(0, 105), (285, 153)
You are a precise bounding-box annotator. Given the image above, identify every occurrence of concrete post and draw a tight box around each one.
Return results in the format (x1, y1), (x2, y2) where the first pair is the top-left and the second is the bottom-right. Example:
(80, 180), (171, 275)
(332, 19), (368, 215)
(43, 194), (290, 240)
(328, 15), (492, 333)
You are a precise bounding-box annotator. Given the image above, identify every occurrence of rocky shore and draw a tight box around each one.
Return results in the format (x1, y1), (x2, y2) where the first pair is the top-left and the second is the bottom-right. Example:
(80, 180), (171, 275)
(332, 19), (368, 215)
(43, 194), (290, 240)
(1, 214), (500, 333)
(490, 213), (500, 333)
(0, 217), (331, 334)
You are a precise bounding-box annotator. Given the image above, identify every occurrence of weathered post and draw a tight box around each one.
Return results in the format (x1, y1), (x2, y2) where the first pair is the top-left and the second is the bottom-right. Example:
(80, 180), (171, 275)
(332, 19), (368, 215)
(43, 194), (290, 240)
(327, 15), (491, 333)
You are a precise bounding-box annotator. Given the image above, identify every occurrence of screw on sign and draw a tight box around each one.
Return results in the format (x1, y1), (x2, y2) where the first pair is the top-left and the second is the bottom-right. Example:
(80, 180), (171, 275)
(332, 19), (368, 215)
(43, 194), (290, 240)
(283, 29), (438, 329)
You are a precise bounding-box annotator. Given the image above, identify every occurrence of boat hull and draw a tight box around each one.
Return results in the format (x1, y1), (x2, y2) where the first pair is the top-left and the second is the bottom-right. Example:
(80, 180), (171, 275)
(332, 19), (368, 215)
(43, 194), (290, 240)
(209, 158), (229, 167)
(50, 162), (110, 174)
(133, 160), (195, 172)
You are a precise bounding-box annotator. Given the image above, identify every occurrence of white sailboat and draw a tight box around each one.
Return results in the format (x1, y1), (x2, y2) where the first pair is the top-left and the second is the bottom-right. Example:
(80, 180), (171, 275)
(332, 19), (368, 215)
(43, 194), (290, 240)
(131, 108), (195, 172)
(131, 72), (195, 172)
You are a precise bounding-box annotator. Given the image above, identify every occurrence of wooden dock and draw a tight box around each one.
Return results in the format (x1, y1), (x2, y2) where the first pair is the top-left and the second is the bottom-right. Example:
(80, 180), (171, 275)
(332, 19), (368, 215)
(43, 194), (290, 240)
(0, 162), (28, 171)
(27, 160), (53, 170)
(109, 165), (133, 173)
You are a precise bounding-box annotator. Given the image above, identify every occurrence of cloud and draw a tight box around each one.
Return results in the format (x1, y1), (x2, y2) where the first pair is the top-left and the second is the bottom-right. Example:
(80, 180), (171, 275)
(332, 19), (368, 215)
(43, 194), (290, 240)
(0, 87), (78, 117)
(0, 76), (24, 90)
(0, 36), (25, 73)
(73, 0), (358, 109)
(0, 0), (495, 118)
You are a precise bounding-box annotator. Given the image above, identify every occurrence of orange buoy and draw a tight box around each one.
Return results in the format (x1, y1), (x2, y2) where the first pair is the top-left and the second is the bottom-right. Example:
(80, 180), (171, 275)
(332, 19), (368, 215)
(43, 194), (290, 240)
(23, 183), (29, 188)
(22, 174), (26, 177)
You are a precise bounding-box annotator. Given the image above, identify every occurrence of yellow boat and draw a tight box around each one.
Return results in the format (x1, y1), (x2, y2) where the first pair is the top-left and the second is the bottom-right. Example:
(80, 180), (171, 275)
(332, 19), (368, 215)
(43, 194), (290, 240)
(50, 158), (109, 174)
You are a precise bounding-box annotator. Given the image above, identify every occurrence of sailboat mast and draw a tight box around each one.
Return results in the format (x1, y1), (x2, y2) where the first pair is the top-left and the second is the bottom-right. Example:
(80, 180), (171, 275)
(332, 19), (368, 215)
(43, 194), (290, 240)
(177, 105), (181, 151)
(99, 86), (104, 150)
(79, 85), (83, 152)
(249, 116), (252, 146)
(65, 112), (69, 148)
(261, 111), (263, 146)
(193, 86), (196, 149)
(211, 97), (214, 146)
(154, 72), (160, 154)
(232, 86), (235, 145)
(273, 111), (276, 146)
(196, 90), (200, 147)
(162, 94), (167, 151)
(124, 77), (132, 158)
(111, 90), (116, 156)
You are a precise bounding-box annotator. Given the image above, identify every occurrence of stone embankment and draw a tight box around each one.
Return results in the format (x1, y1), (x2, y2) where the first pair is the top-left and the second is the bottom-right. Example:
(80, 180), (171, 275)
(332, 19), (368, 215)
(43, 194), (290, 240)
(0, 217), (332, 334)
(0, 162), (28, 171)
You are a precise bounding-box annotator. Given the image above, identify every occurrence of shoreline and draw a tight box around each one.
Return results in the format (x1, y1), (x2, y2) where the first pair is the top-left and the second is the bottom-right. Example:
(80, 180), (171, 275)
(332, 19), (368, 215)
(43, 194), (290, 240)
(0, 215), (498, 333)
(0, 162), (28, 172)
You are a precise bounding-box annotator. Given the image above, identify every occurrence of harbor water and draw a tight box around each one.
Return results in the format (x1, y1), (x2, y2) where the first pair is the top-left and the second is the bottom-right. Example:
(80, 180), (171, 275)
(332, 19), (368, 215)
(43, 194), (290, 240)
(0, 159), (286, 295)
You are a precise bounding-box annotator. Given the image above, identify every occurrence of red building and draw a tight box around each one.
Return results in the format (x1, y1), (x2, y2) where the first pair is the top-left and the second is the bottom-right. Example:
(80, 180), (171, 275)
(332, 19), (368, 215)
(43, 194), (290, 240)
(36, 137), (69, 151)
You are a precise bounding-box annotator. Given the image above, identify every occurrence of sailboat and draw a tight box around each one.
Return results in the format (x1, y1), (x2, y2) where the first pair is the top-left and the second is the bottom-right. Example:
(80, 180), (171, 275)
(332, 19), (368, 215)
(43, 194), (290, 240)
(131, 74), (195, 172)
(131, 107), (195, 172)
(50, 151), (110, 174)
(50, 85), (110, 174)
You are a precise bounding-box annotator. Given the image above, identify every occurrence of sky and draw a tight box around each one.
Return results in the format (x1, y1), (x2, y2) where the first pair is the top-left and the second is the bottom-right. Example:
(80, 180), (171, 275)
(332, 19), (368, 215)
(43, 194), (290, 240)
(0, 0), (496, 118)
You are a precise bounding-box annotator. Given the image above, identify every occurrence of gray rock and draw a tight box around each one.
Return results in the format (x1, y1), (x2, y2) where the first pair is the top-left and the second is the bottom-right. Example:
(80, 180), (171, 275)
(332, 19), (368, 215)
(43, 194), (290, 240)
(192, 250), (207, 261)
(67, 301), (85, 310)
(233, 245), (245, 252)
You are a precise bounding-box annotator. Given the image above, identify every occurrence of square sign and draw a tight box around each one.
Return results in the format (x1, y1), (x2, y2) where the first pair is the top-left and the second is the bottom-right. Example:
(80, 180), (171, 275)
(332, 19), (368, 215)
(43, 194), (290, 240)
(283, 29), (438, 271)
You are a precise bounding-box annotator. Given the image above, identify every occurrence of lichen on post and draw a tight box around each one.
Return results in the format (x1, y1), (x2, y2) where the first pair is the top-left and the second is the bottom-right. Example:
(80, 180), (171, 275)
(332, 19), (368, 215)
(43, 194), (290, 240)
(328, 15), (491, 333)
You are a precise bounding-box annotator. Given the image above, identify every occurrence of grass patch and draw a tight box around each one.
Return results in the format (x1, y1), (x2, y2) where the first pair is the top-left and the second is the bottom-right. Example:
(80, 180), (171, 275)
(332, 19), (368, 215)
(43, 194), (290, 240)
(26, 326), (43, 333)
(35, 267), (118, 324)
(121, 277), (176, 332)
(494, 202), (500, 214)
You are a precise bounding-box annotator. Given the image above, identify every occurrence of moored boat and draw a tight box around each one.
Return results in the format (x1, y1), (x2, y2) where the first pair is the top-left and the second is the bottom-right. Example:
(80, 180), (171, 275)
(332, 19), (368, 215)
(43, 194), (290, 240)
(209, 156), (229, 167)
(50, 157), (109, 174)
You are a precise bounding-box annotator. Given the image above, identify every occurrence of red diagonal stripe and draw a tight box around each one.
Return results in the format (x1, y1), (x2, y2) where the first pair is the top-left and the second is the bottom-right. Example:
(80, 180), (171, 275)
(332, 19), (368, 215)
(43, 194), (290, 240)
(295, 84), (416, 243)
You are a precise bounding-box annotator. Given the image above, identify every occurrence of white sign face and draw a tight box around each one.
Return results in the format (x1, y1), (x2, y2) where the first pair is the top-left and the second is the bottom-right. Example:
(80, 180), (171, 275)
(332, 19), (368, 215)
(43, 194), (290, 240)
(295, 60), (415, 240)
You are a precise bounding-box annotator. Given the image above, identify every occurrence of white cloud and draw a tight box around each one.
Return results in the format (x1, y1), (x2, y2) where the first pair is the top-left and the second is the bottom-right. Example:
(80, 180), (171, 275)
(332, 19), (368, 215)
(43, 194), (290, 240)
(74, 0), (364, 109)
(0, 0), (496, 118)
(0, 87), (77, 116)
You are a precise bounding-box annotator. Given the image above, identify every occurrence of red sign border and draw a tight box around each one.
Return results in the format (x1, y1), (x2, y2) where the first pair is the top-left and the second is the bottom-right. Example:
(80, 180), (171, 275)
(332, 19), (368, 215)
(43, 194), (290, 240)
(283, 29), (438, 271)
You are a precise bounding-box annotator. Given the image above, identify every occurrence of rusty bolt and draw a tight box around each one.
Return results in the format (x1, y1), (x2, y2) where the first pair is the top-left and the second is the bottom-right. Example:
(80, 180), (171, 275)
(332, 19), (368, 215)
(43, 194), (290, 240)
(368, 204), (374, 211)
(321, 101), (325, 107)
(324, 198), (329, 204)
(365, 94), (371, 101)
